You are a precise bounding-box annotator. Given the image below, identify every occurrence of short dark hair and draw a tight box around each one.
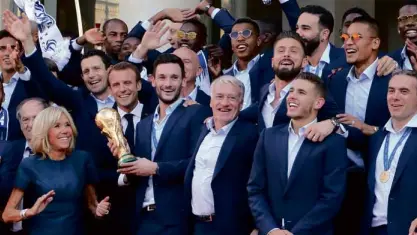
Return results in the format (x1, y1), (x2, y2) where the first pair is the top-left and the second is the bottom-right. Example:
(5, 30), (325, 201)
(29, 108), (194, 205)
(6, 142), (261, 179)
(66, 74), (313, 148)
(300, 5), (334, 35)
(232, 18), (260, 36)
(16, 98), (50, 121)
(295, 72), (327, 97)
(182, 19), (208, 40)
(351, 16), (380, 37)
(341, 7), (371, 25)
(108, 61), (142, 83)
(0, 30), (23, 51)
(81, 50), (112, 69)
(102, 18), (128, 34)
(153, 54), (185, 78)
(274, 31), (306, 55)
(44, 58), (59, 74)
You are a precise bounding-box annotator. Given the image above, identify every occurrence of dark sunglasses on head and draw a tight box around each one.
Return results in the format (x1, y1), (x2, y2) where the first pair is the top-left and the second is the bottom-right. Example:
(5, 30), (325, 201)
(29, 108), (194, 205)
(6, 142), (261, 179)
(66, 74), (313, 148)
(229, 29), (252, 40)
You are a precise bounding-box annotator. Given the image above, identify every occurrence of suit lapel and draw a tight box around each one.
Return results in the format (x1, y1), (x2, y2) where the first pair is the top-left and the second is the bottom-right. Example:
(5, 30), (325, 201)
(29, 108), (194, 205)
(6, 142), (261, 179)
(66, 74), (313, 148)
(9, 80), (25, 109)
(249, 62), (261, 103)
(154, 104), (186, 158)
(185, 127), (210, 185)
(368, 131), (387, 192)
(212, 121), (241, 179)
(284, 139), (315, 194)
(273, 93), (290, 126)
(364, 73), (389, 124)
(276, 126), (289, 189)
(391, 128), (417, 189)
(138, 117), (153, 160)
(84, 95), (99, 119)
(329, 70), (349, 110)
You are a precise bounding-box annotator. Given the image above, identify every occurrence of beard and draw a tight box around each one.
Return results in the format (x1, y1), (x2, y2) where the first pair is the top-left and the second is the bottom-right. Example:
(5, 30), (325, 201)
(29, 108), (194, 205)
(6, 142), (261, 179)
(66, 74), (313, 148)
(158, 87), (182, 105)
(303, 36), (321, 56)
(274, 65), (302, 82)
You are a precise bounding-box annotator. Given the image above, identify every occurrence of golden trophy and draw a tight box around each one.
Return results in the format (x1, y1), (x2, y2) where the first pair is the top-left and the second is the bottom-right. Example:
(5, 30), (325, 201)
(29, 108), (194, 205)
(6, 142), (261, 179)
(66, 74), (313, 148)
(95, 108), (136, 167)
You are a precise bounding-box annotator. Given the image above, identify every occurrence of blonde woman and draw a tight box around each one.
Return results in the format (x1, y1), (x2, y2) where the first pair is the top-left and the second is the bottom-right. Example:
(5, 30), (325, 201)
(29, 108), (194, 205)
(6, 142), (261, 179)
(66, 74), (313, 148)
(1, 107), (110, 235)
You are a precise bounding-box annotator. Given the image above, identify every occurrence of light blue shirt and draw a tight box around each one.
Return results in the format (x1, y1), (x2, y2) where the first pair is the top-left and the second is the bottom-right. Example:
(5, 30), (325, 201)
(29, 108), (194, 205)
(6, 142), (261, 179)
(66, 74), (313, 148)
(142, 98), (183, 207)
(303, 43), (331, 78)
(1, 70), (31, 109)
(345, 58), (378, 167)
(90, 94), (115, 111)
(400, 46), (413, 70)
(232, 55), (260, 110)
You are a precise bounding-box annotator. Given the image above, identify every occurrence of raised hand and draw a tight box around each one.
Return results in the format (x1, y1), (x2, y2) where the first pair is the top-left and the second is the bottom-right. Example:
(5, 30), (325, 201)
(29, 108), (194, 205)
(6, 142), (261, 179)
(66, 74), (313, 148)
(84, 28), (105, 45)
(163, 8), (196, 22)
(95, 196), (110, 217)
(27, 190), (55, 217)
(2, 11), (32, 42)
(141, 21), (170, 51)
(195, 0), (213, 15)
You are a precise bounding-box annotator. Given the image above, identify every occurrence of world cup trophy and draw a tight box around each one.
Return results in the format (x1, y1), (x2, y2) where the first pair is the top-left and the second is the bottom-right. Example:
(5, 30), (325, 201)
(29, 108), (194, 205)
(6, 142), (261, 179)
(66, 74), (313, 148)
(95, 108), (136, 167)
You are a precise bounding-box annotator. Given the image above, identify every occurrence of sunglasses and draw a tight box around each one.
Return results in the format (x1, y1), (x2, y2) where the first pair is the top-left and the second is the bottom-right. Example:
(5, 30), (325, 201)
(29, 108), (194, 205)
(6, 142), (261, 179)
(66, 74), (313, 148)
(398, 14), (417, 24)
(176, 30), (197, 40)
(229, 29), (252, 40)
(340, 33), (376, 43)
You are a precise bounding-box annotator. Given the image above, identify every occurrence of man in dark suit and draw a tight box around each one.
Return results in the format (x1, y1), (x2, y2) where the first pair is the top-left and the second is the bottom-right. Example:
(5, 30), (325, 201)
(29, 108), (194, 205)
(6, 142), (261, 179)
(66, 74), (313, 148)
(361, 70), (417, 235)
(184, 75), (258, 235)
(0, 98), (49, 235)
(248, 72), (349, 235)
(114, 54), (211, 235)
(173, 47), (210, 106)
(326, 16), (391, 235)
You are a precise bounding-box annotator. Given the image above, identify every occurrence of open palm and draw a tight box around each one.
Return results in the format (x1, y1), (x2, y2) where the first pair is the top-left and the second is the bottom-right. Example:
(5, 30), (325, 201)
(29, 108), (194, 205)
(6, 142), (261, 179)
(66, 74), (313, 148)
(141, 21), (169, 50)
(30, 190), (55, 216)
(2, 11), (31, 42)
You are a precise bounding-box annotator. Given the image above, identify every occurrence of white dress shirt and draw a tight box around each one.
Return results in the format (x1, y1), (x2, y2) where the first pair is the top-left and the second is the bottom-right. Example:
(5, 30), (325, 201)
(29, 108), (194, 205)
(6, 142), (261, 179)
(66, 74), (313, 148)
(345, 58), (378, 167)
(400, 46), (413, 70)
(191, 118), (237, 216)
(185, 86), (198, 101)
(371, 114), (417, 227)
(1, 70), (31, 109)
(142, 98), (183, 208)
(90, 94), (115, 111)
(262, 82), (293, 128)
(287, 119), (317, 178)
(117, 102), (144, 186)
(303, 43), (331, 78)
(232, 55), (260, 110)
(12, 141), (31, 232)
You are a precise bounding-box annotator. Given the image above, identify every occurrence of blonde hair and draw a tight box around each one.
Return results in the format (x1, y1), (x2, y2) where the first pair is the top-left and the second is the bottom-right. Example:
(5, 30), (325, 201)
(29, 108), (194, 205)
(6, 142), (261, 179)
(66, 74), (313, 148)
(30, 106), (78, 159)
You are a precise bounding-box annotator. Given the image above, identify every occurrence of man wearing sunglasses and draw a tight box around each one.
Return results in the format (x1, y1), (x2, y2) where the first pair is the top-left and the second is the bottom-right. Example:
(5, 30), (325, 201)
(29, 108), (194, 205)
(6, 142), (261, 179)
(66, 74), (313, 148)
(325, 16), (392, 235)
(389, 2), (417, 71)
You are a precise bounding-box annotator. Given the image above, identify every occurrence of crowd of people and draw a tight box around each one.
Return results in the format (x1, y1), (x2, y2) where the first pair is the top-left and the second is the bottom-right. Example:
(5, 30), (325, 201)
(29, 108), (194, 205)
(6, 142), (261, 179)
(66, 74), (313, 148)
(0, 0), (417, 234)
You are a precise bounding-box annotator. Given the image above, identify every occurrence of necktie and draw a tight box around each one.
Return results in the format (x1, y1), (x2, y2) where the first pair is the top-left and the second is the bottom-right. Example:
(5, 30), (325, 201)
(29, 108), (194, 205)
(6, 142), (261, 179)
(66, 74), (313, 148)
(124, 113), (135, 152)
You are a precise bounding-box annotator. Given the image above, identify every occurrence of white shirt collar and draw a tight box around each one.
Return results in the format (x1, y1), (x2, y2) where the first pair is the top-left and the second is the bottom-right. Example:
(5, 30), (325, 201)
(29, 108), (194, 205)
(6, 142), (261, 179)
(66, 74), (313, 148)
(233, 54), (261, 74)
(384, 113), (417, 134)
(117, 101), (144, 119)
(269, 81), (293, 96)
(187, 86), (198, 101)
(206, 117), (238, 135)
(347, 58), (379, 82)
(288, 118), (318, 136)
(0, 72), (20, 84)
(320, 43), (332, 65)
(90, 94), (115, 104)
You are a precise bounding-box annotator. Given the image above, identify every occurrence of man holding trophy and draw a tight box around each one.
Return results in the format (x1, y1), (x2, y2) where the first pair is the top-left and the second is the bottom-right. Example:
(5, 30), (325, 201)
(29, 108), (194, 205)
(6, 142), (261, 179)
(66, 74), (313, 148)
(103, 53), (211, 234)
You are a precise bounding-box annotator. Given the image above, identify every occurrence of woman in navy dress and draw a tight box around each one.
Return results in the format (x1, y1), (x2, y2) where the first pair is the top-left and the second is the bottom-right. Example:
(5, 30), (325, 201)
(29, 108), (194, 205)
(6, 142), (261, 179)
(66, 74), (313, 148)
(2, 106), (110, 235)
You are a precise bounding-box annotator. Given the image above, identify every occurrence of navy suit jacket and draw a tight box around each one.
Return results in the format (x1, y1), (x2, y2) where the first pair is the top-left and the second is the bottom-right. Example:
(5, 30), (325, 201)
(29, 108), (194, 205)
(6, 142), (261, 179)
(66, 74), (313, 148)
(320, 45), (348, 79)
(361, 128), (417, 235)
(131, 102), (211, 230)
(184, 119), (258, 234)
(389, 47), (405, 68)
(248, 124), (349, 235)
(195, 88), (210, 106)
(240, 82), (342, 132)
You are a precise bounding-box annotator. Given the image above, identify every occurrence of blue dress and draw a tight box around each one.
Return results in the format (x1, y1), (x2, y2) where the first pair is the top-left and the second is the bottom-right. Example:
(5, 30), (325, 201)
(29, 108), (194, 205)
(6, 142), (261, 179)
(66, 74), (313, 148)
(15, 150), (98, 235)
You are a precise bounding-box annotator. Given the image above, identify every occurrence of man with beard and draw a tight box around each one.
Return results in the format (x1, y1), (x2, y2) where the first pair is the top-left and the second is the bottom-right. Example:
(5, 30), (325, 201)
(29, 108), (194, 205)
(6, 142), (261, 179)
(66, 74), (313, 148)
(248, 72), (349, 235)
(390, 2), (417, 70)
(112, 54), (211, 235)
(296, 5), (397, 79)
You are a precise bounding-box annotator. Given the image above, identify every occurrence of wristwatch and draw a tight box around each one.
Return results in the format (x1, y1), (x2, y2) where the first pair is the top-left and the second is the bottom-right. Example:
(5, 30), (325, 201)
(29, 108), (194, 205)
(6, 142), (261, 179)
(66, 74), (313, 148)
(20, 209), (28, 219)
(374, 126), (379, 133)
(331, 117), (341, 131)
(204, 4), (211, 13)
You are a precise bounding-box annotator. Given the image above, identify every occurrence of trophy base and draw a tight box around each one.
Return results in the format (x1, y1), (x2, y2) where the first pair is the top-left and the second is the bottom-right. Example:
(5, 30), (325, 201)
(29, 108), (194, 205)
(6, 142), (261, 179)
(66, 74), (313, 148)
(118, 154), (137, 167)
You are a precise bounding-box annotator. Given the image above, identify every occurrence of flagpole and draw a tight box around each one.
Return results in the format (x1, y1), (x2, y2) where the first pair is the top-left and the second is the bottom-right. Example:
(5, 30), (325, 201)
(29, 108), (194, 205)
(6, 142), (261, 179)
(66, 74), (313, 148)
(74, 0), (83, 37)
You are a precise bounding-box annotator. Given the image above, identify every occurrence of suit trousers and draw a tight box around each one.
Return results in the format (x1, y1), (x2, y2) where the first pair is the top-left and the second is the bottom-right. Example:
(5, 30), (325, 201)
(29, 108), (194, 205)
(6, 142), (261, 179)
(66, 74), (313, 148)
(136, 210), (183, 235)
(193, 220), (217, 235)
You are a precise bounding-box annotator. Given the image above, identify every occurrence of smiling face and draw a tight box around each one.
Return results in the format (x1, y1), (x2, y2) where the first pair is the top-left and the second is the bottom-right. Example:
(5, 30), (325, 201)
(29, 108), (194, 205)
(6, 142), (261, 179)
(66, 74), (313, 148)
(19, 100), (47, 141)
(108, 68), (141, 112)
(387, 74), (417, 124)
(344, 22), (380, 64)
(231, 22), (260, 61)
(286, 78), (324, 120)
(48, 114), (73, 152)
(296, 13), (327, 56)
(210, 81), (243, 126)
(398, 5), (417, 44)
(272, 37), (307, 81)
(0, 36), (19, 73)
(178, 22), (205, 52)
(81, 55), (109, 97)
(153, 63), (183, 105)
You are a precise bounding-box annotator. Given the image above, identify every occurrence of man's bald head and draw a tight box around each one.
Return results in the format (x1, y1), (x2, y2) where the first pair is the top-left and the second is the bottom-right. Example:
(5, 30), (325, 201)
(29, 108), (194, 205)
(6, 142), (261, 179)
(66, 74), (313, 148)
(172, 47), (201, 83)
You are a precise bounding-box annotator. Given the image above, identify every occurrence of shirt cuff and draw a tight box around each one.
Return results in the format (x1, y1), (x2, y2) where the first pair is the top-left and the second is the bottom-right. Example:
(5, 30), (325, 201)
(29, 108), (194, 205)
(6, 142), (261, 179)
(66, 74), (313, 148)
(71, 39), (83, 51)
(25, 48), (37, 58)
(211, 8), (221, 19)
(279, 0), (290, 3)
(267, 228), (280, 235)
(338, 124), (349, 138)
(117, 174), (129, 186)
(18, 67), (31, 81)
(128, 54), (144, 64)
(141, 20), (151, 30)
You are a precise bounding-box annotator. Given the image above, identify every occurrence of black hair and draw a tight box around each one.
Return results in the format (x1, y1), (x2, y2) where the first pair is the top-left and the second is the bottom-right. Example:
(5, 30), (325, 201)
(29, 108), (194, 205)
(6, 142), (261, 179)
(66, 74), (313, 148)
(182, 19), (208, 39)
(0, 30), (23, 51)
(102, 18), (128, 34)
(341, 7), (371, 25)
(44, 58), (59, 74)
(108, 61), (142, 83)
(232, 18), (260, 36)
(81, 49), (112, 69)
(351, 16), (380, 37)
(153, 54), (185, 78)
(296, 72), (327, 97)
(300, 5), (334, 35)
